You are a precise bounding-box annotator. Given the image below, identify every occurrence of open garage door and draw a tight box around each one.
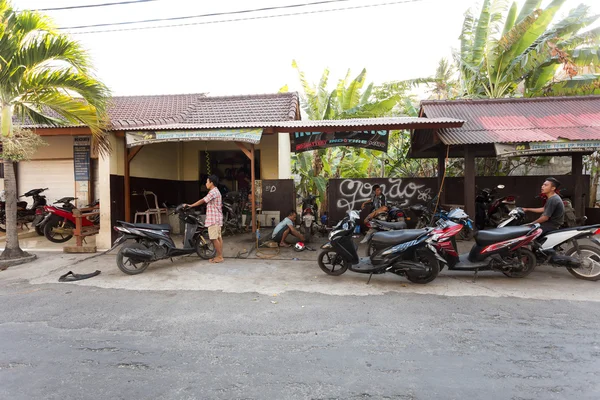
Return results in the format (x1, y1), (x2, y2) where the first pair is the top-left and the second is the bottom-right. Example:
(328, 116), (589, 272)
(17, 160), (75, 206)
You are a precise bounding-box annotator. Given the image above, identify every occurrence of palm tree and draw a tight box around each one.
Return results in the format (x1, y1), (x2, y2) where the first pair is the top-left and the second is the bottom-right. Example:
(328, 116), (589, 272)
(456, 0), (600, 98)
(0, 0), (110, 262)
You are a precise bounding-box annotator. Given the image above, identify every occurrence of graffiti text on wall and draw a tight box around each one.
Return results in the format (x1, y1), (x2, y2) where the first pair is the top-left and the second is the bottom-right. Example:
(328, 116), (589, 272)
(336, 178), (431, 211)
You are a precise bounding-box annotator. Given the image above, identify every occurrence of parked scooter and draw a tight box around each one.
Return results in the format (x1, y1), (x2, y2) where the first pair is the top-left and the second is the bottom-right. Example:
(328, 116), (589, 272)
(0, 188), (48, 233)
(317, 210), (442, 284)
(431, 219), (541, 278)
(43, 199), (99, 243)
(498, 208), (600, 280)
(222, 191), (244, 235)
(113, 205), (216, 275)
(475, 184), (516, 229)
(436, 208), (475, 241)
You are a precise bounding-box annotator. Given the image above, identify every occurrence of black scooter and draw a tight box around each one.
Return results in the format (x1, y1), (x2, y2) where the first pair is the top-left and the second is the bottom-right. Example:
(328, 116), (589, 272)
(0, 187), (48, 234)
(318, 210), (441, 284)
(113, 205), (216, 275)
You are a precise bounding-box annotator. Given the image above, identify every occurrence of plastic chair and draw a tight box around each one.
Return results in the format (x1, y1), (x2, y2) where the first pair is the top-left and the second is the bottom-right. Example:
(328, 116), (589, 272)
(133, 191), (166, 224)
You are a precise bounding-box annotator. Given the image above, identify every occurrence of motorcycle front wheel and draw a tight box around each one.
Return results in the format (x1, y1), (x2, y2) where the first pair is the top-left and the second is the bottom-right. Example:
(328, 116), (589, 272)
(317, 250), (349, 276)
(117, 242), (151, 275)
(565, 245), (600, 281)
(405, 248), (440, 284)
(43, 218), (74, 243)
(502, 248), (536, 278)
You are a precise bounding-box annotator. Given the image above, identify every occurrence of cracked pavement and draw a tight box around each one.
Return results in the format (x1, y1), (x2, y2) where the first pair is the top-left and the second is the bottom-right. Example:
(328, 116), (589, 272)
(0, 252), (599, 399)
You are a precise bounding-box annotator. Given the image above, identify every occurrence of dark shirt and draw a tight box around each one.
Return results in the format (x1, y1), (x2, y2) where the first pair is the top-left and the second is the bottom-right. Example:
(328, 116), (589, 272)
(543, 194), (565, 228)
(371, 194), (386, 212)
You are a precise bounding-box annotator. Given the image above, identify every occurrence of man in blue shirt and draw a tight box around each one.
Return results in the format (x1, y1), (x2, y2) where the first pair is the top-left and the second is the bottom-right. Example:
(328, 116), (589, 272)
(272, 210), (305, 247)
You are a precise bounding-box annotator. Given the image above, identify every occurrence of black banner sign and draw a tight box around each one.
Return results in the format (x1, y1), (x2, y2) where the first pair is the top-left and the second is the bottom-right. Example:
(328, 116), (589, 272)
(291, 130), (389, 153)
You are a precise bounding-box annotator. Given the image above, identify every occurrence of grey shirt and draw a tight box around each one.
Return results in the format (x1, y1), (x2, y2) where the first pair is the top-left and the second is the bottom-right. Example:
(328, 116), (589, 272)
(543, 195), (565, 228)
(272, 217), (293, 238)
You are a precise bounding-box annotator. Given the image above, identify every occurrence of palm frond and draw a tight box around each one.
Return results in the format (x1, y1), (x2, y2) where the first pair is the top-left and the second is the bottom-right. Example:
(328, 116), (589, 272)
(515, 0), (541, 24)
(502, 2), (518, 36)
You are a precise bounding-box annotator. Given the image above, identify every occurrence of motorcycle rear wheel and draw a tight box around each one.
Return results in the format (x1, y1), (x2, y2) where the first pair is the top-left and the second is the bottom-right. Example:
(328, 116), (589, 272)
(44, 218), (74, 243)
(405, 249), (440, 284)
(565, 245), (600, 281)
(317, 250), (349, 276)
(502, 248), (536, 278)
(117, 242), (151, 275)
(196, 230), (216, 259)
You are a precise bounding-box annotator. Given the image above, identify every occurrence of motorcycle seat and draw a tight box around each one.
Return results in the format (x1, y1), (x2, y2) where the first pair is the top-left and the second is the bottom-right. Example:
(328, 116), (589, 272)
(371, 220), (407, 230)
(475, 226), (532, 246)
(119, 221), (172, 231)
(371, 229), (428, 247)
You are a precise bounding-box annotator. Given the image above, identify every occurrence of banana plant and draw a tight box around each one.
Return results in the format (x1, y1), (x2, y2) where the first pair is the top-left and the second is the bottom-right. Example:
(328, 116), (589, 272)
(455, 0), (600, 98)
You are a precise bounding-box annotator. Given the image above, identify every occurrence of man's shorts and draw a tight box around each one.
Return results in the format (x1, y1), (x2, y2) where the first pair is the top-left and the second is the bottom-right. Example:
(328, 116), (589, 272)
(272, 225), (290, 243)
(208, 225), (222, 240)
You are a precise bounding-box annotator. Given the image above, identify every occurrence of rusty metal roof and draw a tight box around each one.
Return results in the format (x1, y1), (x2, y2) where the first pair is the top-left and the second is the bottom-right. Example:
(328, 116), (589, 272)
(116, 117), (465, 132)
(419, 95), (600, 145)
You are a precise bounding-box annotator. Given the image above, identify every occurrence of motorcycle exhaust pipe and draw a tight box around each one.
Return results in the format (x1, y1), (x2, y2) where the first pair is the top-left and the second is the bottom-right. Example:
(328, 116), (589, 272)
(549, 254), (581, 268)
(391, 260), (428, 273)
(122, 248), (154, 262)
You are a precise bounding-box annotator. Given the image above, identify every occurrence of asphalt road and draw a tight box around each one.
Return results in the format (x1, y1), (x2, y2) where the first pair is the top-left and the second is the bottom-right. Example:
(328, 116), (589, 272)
(0, 282), (599, 400)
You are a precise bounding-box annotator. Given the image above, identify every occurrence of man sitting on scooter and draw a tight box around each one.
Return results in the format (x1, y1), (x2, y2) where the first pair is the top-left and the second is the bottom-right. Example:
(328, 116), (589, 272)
(272, 210), (305, 247)
(361, 184), (388, 224)
(522, 177), (565, 235)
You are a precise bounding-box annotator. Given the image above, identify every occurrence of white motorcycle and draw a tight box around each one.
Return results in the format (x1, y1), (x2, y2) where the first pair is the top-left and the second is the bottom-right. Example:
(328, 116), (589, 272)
(499, 208), (600, 281)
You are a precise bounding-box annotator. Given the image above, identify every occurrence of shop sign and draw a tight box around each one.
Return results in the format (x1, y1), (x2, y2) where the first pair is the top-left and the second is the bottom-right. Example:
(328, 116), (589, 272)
(290, 130), (389, 153)
(126, 129), (263, 147)
(73, 136), (91, 181)
(495, 140), (600, 157)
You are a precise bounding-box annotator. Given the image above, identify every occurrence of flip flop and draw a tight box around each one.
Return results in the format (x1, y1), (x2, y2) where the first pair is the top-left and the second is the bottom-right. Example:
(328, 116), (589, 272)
(211, 258), (224, 263)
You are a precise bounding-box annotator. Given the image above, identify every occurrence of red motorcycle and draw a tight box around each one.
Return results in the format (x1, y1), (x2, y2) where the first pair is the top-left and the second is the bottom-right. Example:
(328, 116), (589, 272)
(431, 220), (540, 277)
(43, 199), (99, 243)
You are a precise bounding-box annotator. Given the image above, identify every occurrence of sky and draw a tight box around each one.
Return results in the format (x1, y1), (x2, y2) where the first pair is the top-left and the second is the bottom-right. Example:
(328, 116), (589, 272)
(12, 0), (600, 98)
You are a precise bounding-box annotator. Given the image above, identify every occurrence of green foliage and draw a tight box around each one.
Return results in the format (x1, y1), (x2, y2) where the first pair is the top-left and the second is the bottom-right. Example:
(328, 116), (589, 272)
(289, 61), (431, 202)
(455, 0), (600, 99)
(0, 0), (111, 156)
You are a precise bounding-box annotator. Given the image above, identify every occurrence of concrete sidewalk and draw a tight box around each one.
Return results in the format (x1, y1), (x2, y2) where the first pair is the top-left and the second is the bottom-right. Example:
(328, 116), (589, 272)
(1, 247), (599, 303)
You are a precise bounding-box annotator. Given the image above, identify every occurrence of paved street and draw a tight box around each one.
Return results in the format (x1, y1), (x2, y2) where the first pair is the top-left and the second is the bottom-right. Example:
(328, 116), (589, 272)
(1, 252), (600, 399)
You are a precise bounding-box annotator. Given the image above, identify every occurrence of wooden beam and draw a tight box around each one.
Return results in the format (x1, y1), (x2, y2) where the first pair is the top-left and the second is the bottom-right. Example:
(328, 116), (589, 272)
(127, 145), (143, 163)
(235, 141), (252, 159)
(572, 153), (584, 218)
(464, 145), (476, 219)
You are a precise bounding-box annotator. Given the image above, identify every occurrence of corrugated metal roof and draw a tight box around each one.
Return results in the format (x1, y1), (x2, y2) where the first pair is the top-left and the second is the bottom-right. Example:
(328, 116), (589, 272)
(116, 117), (465, 131)
(419, 95), (600, 145)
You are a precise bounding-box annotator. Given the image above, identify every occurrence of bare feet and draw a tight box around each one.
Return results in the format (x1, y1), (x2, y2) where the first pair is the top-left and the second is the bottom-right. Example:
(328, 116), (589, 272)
(209, 257), (224, 263)
(279, 242), (291, 247)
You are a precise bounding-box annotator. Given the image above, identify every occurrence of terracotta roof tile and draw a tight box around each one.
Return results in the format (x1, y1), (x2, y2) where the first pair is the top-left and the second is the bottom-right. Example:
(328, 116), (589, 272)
(21, 92), (300, 129)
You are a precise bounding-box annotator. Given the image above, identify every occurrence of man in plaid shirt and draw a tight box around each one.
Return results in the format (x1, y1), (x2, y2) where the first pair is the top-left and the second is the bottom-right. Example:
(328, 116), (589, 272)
(187, 175), (224, 263)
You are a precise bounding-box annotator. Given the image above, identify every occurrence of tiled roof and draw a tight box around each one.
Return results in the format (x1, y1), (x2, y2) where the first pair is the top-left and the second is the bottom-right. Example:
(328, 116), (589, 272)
(419, 95), (600, 145)
(115, 117), (465, 131)
(22, 92), (300, 129)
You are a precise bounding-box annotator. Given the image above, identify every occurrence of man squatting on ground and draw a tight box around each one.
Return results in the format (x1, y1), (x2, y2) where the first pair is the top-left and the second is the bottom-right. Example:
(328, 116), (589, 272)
(186, 175), (224, 264)
(522, 177), (565, 235)
(272, 210), (305, 247)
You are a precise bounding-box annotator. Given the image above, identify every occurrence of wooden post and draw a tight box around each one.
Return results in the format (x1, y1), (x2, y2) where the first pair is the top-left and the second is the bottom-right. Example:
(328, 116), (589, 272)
(250, 144), (256, 234)
(124, 145), (143, 223)
(74, 209), (83, 247)
(572, 153), (584, 219)
(437, 146), (446, 205)
(234, 141), (257, 234)
(464, 145), (476, 219)
(124, 141), (131, 222)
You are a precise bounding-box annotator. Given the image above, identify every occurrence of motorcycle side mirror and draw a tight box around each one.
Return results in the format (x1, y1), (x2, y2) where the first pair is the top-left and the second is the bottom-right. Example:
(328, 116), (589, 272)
(497, 185), (505, 189)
